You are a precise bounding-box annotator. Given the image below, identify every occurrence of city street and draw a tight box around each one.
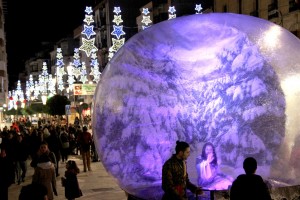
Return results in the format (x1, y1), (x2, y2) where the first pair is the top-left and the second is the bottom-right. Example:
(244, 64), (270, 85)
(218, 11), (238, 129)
(8, 155), (127, 200)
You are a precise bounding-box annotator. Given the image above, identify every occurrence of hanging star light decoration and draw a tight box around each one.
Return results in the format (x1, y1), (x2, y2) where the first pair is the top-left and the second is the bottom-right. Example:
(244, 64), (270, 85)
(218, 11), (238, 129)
(48, 74), (56, 96)
(112, 15), (123, 25)
(79, 38), (97, 57)
(40, 62), (49, 94)
(79, 6), (98, 58)
(81, 25), (96, 39)
(113, 7), (121, 15)
(83, 15), (94, 25)
(56, 48), (66, 92)
(33, 81), (39, 99)
(109, 6), (126, 60)
(25, 81), (30, 100)
(85, 6), (93, 14)
(80, 62), (88, 83)
(141, 8), (152, 30)
(67, 64), (75, 91)
(168, 6), (176, 20)
(41, 62), (49, 77)
(142, 8), (150, 15)
(195, 4), (203, 14)
(38, 74), (46, 94)
(16, 80), (22, 97)
(72, 48), (82, 79)
(90, 49), (101, 83)
(111, 25), (126, 39)
(108, 51), (114, 60)
(141, 16), (152, 26)
(110, 38), (125, 52)
(29, 74), (34, 92)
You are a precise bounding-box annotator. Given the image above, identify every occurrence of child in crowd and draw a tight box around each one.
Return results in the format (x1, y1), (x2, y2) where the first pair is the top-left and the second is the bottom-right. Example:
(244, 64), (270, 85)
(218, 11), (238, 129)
(61, 160), (82, 200)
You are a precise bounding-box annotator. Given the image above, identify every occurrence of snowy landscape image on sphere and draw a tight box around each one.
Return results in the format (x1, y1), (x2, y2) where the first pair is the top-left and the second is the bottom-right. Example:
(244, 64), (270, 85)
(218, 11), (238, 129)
(92, 13), (300, 199)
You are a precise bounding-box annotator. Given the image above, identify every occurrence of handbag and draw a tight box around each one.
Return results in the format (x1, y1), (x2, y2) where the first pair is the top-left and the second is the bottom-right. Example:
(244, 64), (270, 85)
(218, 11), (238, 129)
(61, 177), (66, 187)
(62, 142), (70, 149)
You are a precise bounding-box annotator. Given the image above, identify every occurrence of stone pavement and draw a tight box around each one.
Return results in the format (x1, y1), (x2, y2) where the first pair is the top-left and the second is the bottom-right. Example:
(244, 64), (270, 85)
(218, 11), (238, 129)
(8, 155), (128, 200)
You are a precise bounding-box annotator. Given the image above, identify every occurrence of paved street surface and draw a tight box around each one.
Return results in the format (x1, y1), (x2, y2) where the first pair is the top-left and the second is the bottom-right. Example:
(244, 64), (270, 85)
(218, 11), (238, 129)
(8, 155), (128, 200)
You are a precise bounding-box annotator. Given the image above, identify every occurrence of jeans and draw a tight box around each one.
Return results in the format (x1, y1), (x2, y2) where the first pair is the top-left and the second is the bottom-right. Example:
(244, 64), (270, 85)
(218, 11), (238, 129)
(16, 160), (27, 183)
(81, 149), (91, 172)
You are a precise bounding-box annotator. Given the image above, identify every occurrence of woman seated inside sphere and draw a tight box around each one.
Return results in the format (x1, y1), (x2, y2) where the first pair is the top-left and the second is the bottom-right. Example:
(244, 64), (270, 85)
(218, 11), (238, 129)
(196, 142), (232, 190)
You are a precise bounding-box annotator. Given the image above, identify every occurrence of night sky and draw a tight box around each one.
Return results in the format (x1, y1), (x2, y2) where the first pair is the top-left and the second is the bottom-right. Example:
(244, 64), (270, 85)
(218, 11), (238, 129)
(5, 0), (94, 89)
(5, 0), (151, 90)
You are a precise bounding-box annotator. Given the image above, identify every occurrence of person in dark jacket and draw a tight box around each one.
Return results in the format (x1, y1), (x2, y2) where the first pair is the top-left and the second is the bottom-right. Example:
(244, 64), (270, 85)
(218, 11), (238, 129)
(46, 126), (61, 176)
(14, 134), (29, 184)
(162, 141), (203, 200)
(19, 182), (48, 200)
(230, 157), (272, 200)
(0, 148), (15, 200)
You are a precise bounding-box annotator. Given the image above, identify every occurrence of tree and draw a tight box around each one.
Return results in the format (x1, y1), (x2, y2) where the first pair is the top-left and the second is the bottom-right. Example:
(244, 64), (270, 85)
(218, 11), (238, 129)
(46, 95), (71, 116)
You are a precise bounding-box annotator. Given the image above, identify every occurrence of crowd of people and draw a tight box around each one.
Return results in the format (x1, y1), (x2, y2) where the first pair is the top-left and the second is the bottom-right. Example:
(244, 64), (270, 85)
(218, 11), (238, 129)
(0, 118), (96, 200)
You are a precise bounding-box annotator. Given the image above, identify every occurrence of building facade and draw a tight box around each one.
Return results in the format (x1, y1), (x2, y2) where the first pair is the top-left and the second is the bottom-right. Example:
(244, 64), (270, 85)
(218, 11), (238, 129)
(13, 0), (300, 110)
(0, 0), (8, 114)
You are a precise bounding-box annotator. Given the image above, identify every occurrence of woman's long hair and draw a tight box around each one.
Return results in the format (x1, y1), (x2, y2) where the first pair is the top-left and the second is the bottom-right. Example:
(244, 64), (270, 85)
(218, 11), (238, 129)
(201, 142), (218, 166)
(66, 160), (80, 174)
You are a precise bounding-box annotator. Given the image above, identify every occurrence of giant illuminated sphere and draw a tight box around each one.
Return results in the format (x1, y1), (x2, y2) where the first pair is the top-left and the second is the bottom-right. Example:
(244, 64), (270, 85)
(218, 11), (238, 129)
(92, 13), (300, 199)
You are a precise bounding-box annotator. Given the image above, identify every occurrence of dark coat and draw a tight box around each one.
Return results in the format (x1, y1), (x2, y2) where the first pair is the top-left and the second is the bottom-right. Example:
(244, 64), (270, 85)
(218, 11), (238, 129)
(230, 174), (272, 200)
(64, 169), (82, 199)
(0, 154), (15, 200)
(162, 155), (197, 200)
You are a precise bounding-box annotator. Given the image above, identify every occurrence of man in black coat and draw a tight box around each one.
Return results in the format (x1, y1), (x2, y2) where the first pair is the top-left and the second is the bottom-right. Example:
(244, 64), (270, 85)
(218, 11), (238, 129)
(0, 147), (15, 200)
(230, 157), (272, 200)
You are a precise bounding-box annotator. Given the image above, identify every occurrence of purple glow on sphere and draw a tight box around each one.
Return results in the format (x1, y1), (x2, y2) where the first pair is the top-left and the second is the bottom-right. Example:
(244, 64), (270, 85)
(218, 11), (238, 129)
(92, 13), (300, 199)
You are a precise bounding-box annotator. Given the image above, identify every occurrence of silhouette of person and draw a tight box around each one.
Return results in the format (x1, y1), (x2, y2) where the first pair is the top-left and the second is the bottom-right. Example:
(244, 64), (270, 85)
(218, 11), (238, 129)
(162, 140), (203, 200)
(196, 142), (232, 190)
(230, 157), (272, 200)
(19, 183), (48, 200)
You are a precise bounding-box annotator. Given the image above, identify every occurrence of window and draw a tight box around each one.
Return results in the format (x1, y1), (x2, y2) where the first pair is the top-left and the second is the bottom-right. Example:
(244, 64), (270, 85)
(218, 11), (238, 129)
(289, 0), (299, 12)
(268, 0), (278, 20)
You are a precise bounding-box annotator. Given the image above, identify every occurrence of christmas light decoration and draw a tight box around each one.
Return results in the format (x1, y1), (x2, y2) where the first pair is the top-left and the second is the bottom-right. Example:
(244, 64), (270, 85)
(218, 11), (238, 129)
(79, 6), (98, 57)
(56, 48), (66, 92)
(83, 15), (94, 25)
(111, 38), (125, 52)
(33, 81), (39, 99)
(195, 4), (203, 14)
(111, 25), (126, 39)
(141, 8), (152, 30)
(79, 38), (97, 57)
(67, 63), (75, 90)
(40, 62), (49, 95)
(15, 80), (22, 98)
(29, 74), (34, 93)
(90, 49), (101, 83)
(81, 25), (96, 39)
(25, 81), (30, 100)
(168, 6), (176, 20)
(108, 6), (126, 61)
(72, 48), (82, 79)
(48, 74), (56, 97)
(80, 62), (88, 83)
